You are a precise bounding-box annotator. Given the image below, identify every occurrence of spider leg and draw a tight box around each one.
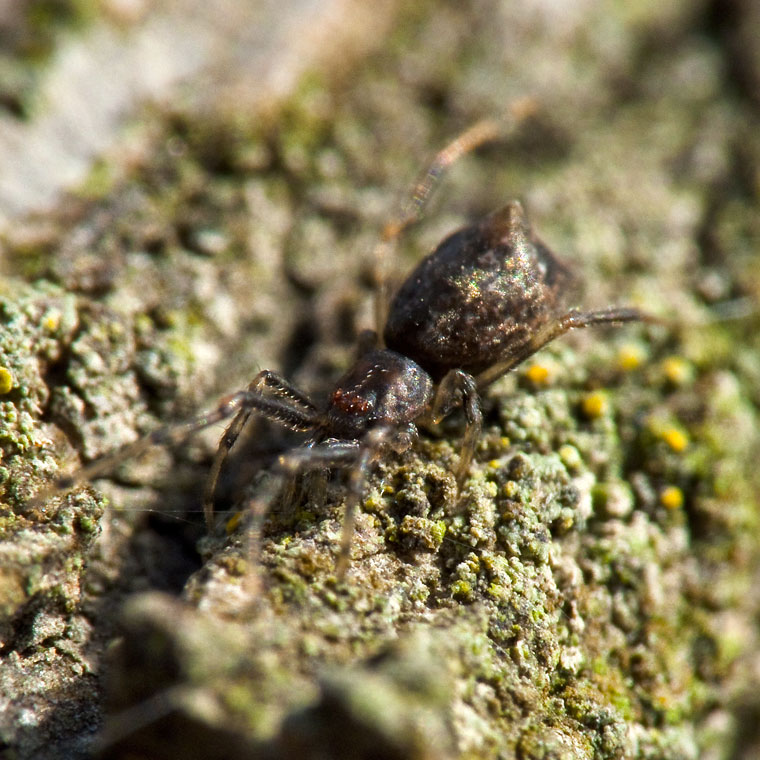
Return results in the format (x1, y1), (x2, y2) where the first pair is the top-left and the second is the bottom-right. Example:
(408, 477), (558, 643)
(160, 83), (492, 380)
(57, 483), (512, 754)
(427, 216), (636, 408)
(272, 439), (361, 475)
(257, 428), (395, 579)
(250, 369), (319, 412)
(28, 386), (320, 511)
(333, 426), (396, 579)
(203, 370), (319, 528)
(204, 405), (251, 528)
(430, 370), (482, 487)
(475, 306), (654, 388)
(373, 101), (539, 335)
(272, 439), (362, 514)
(422, 307), (653, 489)
(234, 440), (356, 601)
(355, 328), (379, 358)
(238, 439), (362, 591)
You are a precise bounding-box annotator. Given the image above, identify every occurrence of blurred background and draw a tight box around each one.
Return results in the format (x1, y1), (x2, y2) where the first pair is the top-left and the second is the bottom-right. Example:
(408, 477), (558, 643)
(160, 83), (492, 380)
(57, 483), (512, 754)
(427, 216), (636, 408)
(0, 2), (759, 759)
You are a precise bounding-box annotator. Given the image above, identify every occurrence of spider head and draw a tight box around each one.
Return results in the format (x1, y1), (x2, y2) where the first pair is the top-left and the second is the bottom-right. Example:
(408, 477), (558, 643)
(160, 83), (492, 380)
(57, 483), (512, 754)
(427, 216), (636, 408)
(323, 349), (433, 440)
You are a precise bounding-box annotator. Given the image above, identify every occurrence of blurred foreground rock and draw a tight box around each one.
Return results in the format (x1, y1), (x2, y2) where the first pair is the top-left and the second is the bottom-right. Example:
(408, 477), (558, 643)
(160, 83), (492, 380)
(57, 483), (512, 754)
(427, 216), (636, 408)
(1, 1), (759, 758)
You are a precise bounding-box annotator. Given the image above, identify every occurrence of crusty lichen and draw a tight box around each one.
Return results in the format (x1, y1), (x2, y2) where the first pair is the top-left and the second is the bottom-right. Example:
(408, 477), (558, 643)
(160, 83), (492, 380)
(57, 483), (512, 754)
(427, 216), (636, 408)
(2, 1), (760, 759)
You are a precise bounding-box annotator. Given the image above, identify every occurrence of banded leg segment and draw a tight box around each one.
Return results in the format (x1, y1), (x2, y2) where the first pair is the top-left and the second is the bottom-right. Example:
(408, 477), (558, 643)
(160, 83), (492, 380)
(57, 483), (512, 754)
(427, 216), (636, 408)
(334, 426), (396, 579)
(203, 370), (319, 528)
(261, 429), (395, 579)
(431, 370), (482, 486)
(29, 384), (320, 512)
(251, 370), (318, 413)
(238, 438), (361, 594)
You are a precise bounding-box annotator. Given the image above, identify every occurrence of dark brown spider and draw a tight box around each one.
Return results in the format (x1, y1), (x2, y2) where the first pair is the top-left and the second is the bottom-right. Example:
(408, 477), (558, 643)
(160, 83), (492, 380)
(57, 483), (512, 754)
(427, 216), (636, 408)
(31, 116), (652, 577)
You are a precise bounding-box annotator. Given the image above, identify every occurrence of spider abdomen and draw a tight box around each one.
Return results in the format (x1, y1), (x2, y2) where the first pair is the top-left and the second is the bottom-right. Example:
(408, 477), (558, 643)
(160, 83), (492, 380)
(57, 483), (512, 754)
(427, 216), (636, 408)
(384, 202), (575, 380)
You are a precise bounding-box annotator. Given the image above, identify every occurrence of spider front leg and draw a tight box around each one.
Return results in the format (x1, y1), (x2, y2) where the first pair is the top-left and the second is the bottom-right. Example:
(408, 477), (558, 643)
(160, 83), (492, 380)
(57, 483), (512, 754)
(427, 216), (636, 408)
(430, 370), (482, 487)
(260, 426), (403, 579)
(334, 425), (402, 578)
(240, 437), (363, 582)
(233, 437), (360, 594)
(203, 370), (319, 528)
(27, 383), (321, 513)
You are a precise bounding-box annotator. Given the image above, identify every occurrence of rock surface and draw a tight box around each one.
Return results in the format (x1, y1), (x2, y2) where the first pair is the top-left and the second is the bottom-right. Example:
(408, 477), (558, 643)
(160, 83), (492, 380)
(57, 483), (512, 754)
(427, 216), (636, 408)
(1, 1), (759, 759)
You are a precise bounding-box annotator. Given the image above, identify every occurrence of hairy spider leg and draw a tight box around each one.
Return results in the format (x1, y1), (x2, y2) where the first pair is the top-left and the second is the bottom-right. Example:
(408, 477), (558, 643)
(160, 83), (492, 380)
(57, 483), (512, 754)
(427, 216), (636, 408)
(334, 426), (397, 578)
(372, 99), (540, 334)
(28, 386), (320, 511)
(475, 306), (653, 389)
(238, 427), (396, 582)
(429, 370), (483, 487)
(203, 370), (319, 528)
(243, 437), (369, 582)
(424, 308), (655, 486)
(226, 438), (356, 597)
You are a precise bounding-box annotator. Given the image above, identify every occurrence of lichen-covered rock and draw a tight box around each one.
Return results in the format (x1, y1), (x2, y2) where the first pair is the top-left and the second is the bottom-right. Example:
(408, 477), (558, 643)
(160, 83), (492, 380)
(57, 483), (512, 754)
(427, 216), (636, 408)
(1, 1), (760, 759)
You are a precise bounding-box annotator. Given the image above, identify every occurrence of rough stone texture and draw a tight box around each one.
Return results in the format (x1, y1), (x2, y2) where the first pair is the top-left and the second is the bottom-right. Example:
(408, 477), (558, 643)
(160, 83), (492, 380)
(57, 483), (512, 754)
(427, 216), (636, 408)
(1, 1), (759, 759)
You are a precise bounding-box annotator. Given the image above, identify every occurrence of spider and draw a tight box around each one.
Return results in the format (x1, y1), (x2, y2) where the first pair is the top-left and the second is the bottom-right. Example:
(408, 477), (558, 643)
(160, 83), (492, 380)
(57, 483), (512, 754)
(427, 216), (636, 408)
(31, 114), (652, 577)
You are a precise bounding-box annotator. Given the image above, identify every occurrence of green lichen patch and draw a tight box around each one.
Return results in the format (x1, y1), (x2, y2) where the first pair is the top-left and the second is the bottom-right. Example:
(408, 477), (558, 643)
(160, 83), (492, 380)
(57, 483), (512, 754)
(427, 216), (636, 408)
(2, 1), (760, 758)
(174, 303), (758, 755)
(0, 280), (105, 637)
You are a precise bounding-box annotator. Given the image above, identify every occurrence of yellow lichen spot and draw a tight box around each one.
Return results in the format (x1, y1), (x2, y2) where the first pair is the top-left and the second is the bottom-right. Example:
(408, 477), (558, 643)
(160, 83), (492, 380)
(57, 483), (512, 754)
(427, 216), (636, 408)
(654, 693), (671, 710)
(430, 521), (447, 544)
(451, 580), (473, 601)
(161, 309), (182, 329)
(525, 363), (550, 385)
(500, 436), (510, 447)
(42, 313), (61, 331)
(225, 510), (243, 534)
(662, 356), (693, 386)
(134, 313), (154, 334)
(503, 480), (519, 498)
(662, 427), (688, 452)
(487, 582), (507, 601)
(0, 368), (14, 394)
(581, 391), (609, 419)
(488, 459), (501, 470)
(382, 483), (394, 495)
(558, 444), (582, 470)
(617, 343), (646, 371)
(660, 486), (684, 510)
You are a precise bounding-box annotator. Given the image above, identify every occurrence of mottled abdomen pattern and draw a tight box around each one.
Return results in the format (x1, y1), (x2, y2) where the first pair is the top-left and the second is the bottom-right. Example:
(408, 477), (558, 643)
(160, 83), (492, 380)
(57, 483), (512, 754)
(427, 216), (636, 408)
(383, 202), (576, 380)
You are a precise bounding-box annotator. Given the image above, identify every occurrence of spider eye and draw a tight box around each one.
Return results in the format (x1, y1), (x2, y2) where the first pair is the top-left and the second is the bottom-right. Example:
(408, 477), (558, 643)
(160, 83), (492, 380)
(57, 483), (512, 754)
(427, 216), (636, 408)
(330, 388), (373, 415)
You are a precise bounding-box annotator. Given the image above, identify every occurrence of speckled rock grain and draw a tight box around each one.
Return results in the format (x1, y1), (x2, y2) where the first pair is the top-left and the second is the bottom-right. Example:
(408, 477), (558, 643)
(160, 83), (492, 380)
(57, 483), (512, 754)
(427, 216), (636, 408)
(1, 2), (760, 759)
